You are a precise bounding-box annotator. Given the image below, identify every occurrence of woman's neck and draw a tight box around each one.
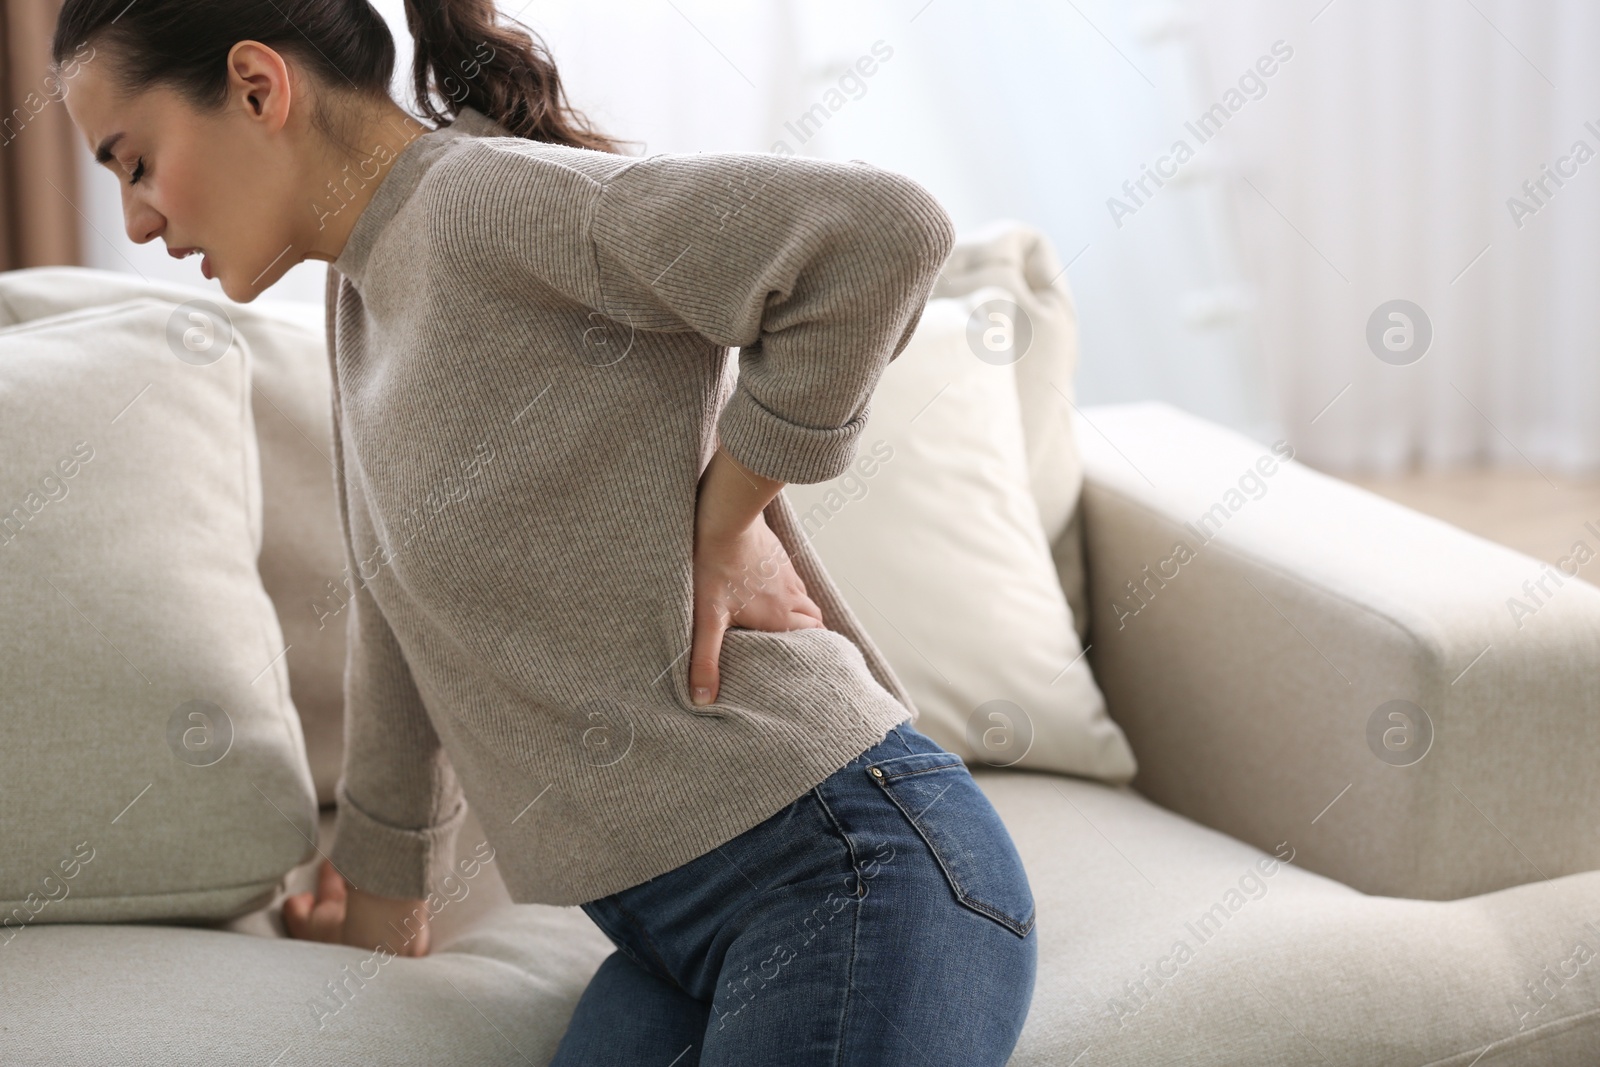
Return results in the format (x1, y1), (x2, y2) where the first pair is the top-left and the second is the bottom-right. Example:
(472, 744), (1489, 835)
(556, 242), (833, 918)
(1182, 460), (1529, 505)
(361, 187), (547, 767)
(302, 96), (433, 266)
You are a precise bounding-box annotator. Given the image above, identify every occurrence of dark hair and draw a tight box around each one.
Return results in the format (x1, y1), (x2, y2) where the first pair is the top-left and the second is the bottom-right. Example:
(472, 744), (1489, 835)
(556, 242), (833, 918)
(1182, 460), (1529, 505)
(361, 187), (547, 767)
(50, 0), (634, 154)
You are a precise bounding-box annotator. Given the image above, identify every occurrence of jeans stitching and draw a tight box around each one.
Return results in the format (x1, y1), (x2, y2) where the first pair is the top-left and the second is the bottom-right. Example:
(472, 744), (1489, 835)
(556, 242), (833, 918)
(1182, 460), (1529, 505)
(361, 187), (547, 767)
(580, 904), (654, 977)
(834, 828), (864, 1067)
(872, 753), (964, 782)
(809, 787), (865, 895)
(869, 768), (1036, 938)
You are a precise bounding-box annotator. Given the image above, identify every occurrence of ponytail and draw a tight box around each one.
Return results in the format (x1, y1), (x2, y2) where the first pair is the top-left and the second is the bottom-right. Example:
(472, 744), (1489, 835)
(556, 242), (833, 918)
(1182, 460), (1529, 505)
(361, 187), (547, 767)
(403, 0), (634, 154)
(52, 0), (634, 155)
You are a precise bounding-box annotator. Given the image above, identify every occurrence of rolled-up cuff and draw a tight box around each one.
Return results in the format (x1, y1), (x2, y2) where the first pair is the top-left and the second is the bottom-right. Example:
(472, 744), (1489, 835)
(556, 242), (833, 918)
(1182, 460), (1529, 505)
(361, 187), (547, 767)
(326, 779), (469, 901)
(717, 382), (870, 486)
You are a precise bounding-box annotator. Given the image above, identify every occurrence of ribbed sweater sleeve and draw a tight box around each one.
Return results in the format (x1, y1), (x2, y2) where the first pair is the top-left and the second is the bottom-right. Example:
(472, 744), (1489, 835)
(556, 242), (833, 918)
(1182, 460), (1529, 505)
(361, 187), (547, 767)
(437, 145), (957, 486)
(590, 153), (957, 485)
(326, 568), (469, 901)
(322, 271), (468, 902)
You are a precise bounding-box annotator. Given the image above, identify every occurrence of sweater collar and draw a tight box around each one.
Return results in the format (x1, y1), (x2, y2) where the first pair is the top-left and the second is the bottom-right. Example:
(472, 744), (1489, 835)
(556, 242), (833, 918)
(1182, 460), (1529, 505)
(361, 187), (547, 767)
(331, 105), (511, 287)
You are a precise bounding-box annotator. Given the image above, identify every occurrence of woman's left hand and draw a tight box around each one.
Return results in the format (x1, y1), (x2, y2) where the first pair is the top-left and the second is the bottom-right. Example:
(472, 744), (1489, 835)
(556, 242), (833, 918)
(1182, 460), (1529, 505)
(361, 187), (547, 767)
(689, 447), (825, 706)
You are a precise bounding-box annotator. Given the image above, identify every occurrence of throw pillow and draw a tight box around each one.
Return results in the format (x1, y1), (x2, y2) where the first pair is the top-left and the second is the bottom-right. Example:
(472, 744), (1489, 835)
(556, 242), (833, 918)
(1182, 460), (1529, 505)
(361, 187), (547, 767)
(931, 219), (1091, 645)
(783, 278), (1136, 783)
(0, 299), (318, 924)
(0, 267), (346, 805)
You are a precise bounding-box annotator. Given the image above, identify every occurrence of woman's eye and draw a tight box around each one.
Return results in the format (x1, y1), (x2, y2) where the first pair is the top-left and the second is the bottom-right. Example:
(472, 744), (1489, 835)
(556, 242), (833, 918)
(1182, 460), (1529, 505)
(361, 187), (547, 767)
(128, 157), (145, 186)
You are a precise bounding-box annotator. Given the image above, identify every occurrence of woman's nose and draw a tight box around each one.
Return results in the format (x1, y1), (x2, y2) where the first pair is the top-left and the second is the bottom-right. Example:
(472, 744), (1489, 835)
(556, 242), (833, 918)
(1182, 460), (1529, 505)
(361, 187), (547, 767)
(122, 190), (163, 246)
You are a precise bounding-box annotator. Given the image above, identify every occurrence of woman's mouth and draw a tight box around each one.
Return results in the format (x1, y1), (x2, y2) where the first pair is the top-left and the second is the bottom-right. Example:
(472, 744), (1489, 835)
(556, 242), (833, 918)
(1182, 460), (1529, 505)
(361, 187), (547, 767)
(170, 246), (214, 280)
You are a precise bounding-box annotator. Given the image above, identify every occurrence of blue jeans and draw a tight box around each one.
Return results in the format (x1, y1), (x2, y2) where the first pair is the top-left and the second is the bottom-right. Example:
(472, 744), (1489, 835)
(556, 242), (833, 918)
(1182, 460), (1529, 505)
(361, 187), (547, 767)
(548, 719), (1037, 1066)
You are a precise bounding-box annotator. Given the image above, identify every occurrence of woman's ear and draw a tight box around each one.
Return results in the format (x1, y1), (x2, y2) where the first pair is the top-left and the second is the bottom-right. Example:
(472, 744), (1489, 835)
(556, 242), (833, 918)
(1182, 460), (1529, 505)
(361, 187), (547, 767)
(224, 40), (292, 129)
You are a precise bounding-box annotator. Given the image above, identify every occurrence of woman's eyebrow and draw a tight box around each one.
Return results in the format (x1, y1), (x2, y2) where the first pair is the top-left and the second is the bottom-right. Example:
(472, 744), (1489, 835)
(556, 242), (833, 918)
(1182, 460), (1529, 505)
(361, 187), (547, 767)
(93, 131), (125, 165)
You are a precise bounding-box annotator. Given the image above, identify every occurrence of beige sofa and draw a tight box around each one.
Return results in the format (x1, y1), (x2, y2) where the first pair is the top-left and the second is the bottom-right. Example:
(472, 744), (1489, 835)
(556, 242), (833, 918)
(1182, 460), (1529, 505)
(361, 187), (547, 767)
(3, 267), (1598, 1065)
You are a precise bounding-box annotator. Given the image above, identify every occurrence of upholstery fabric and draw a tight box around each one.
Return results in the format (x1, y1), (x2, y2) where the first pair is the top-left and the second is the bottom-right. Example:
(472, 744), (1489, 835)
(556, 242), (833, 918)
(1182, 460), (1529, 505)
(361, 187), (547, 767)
(0, 299), (318, 923)
(930, 220), (1090, 645)
(4, 768), (1597, 1064)
(1077, 401), (1600, 899)
(0, 267), (347, 805)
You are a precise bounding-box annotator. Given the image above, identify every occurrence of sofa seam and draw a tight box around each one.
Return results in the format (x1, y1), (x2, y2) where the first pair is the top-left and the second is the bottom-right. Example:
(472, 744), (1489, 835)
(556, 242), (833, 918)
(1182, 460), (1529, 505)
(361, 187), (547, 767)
(1412, 1002), (1600, 1066)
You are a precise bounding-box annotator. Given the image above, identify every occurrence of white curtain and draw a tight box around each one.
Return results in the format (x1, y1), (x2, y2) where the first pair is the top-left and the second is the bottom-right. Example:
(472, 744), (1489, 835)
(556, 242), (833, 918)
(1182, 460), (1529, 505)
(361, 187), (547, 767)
(1194, 0), (1600, 475)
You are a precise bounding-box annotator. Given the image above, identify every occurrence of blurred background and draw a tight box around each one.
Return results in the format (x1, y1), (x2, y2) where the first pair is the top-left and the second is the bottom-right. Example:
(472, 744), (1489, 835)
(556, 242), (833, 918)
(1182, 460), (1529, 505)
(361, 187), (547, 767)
(5, 0), (1598, 564)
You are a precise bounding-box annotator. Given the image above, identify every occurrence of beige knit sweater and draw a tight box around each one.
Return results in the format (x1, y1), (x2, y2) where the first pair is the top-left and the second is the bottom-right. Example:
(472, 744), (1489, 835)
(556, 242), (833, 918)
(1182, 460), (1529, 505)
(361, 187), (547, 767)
(322, 105), (955, 905)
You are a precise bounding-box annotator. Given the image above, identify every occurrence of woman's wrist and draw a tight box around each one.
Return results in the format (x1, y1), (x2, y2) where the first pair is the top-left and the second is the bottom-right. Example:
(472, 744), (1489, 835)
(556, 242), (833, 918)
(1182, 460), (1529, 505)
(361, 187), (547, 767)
(343, 885), (432, 957)
(696, 445), (784, 542)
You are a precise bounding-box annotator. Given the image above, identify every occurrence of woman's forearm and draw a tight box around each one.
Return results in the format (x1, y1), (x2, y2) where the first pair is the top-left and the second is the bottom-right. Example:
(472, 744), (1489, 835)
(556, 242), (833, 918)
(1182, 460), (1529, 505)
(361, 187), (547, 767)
(695, 444), (785, 544)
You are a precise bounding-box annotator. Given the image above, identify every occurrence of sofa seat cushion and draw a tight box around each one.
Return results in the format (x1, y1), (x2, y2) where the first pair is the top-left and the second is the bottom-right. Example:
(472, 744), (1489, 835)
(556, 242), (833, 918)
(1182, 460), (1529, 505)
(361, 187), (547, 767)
(4, 772), (1598, 1064)
(979, 769), (1600, 1065)
(0, 901), (613, 1065)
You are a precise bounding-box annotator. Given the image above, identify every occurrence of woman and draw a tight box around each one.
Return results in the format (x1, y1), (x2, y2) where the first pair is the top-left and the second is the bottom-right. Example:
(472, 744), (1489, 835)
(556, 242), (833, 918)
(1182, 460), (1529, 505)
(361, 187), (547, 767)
(52, 1), (1037, 1062)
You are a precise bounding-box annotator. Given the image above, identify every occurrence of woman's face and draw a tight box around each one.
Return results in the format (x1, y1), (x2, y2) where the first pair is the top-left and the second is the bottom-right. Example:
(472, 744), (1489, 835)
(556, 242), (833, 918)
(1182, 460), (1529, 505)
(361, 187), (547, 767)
(63, 47), (322, 303)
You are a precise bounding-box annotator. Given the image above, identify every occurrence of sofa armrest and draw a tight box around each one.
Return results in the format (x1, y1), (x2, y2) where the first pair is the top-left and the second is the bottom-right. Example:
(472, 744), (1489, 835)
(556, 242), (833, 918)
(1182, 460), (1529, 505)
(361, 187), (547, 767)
(1073, 402), (1600, 900)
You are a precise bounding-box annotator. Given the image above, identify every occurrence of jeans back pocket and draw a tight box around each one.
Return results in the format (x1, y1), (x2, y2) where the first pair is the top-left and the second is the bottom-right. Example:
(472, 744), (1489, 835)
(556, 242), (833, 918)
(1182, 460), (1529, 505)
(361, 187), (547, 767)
(868, 750), (1036, 938)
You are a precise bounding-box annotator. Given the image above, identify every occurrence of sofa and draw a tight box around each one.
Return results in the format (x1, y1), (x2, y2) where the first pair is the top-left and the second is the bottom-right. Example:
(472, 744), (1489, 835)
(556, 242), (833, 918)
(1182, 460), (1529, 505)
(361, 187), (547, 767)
(2, 254), (1598, 1066)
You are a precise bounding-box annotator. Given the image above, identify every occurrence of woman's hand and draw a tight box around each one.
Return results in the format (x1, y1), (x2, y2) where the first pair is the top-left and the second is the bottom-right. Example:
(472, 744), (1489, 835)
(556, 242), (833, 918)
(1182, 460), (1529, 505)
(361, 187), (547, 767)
(690, 445), (825, 705)
(282, 857), (433, 957)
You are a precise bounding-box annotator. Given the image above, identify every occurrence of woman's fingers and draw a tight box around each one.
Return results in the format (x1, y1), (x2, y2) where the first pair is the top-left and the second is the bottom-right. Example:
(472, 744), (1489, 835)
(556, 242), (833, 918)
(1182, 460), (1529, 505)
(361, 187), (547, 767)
(282, 890), (313, 939)
(792, 590), (824, 625)
(282, 859), (350, 944)
(282, 888), (342, 943)
(688, 596), (728, 705)
(790, 608), (825, 629)
(316, 857), (348, 904)
(686, 503), (834, 706)
(307, 894), (346, 943)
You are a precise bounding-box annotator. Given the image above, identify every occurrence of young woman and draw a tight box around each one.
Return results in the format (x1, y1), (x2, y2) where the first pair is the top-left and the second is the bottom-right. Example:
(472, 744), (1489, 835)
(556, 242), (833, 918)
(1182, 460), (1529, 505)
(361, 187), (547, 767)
(53, 1), (1038, 1062)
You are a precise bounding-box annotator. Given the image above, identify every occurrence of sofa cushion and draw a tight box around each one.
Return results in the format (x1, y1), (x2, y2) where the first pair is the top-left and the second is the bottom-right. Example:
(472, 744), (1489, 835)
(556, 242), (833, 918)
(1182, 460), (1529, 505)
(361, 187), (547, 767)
(0, 299), (318, 924)
(930, 220), (1090, 644)
(0, 266), (347, 806)
(5, 765), (1597, 1064)
(786, 233), (1135, 784)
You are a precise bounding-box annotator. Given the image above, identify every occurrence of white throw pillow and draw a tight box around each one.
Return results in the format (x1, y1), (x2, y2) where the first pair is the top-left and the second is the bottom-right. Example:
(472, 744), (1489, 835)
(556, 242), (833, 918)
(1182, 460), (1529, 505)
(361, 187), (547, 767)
(0, 267), (346, 806)
(784, 284), (1136, 783)
(0, 299), (318, 924)
(930, 219), (1091, 645)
